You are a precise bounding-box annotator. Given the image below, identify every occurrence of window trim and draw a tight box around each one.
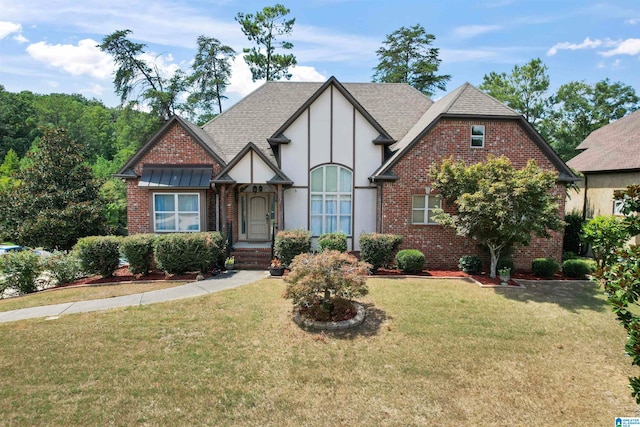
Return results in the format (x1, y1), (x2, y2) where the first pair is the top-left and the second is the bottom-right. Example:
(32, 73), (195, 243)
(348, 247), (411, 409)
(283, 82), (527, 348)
(411, 194), (442, 225)
(471, 125), (485, 148)
(614, 199), (625, 216)
(310, 165), (353, 237)
(153, 192), (201, 233)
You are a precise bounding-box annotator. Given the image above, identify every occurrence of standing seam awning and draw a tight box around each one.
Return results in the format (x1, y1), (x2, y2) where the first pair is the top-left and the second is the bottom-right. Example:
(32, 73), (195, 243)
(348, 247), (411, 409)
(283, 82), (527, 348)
(138, 167), (213, 188)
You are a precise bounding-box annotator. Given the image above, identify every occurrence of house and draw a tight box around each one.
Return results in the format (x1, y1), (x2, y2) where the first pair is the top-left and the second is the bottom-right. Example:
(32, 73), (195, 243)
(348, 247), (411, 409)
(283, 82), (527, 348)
(565, 109), (640, 244)
(115, 77), (576, 270)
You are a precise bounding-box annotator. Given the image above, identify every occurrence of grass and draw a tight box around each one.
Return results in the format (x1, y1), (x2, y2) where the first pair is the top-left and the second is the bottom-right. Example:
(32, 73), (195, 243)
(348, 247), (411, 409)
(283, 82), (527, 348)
(0, 281), (189, 312)
(0, 277), (636, 425)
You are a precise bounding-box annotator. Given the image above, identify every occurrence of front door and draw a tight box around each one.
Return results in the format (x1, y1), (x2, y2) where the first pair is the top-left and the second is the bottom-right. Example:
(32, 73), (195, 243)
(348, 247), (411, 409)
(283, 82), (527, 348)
(248, 194), (269, 240)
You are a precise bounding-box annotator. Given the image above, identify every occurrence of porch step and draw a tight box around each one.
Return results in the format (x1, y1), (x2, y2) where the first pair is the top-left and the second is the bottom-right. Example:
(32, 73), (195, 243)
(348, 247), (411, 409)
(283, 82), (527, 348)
(230, 247), (272, 270)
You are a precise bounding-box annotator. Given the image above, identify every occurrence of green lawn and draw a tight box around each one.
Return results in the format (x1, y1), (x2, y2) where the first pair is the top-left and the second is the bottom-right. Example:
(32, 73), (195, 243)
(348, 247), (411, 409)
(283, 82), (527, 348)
(0, 277), (635, 425)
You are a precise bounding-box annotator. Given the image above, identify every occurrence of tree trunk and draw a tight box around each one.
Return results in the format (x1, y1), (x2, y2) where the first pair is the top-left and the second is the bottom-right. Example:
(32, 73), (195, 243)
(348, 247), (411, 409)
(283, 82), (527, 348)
(488, 244), (500, 279)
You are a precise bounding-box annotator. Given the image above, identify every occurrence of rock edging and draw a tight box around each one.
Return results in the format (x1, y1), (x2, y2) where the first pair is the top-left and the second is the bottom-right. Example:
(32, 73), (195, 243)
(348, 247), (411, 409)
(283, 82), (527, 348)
(293, 302), (365, 330)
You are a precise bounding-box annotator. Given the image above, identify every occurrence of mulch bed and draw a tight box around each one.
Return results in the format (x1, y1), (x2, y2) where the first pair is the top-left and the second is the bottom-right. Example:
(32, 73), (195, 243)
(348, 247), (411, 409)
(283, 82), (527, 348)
(58, 266), (218, 288)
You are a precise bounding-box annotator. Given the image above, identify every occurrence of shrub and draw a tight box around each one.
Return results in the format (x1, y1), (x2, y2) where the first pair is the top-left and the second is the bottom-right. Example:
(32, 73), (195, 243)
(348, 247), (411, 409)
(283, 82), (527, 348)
(317, 232), (347, 253)
(582, 215), (631, 268)
(496, 258), (514, 274)
(153, 232), (223, 275)
(283, 250), (371, 310)
(0, 250), (42, 295)
(531, 258), (560, 278)
(44, 251), (84, 286)
(274, 229), (311, 268)
(396, 249), (425, 274)
(562, 258), (595, 279)
(74, 236), (121, 278)
(459, 255), (483, 274)
(359, 233), (402, 272)
(120, 234), (155, 275)
(563, 213), (584, 255)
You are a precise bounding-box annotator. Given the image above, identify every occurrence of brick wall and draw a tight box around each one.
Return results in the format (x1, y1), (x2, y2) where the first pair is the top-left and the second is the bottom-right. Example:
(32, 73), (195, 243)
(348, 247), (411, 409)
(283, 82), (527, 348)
(381, 118), (567, 271)
(126, 122), (223, 235)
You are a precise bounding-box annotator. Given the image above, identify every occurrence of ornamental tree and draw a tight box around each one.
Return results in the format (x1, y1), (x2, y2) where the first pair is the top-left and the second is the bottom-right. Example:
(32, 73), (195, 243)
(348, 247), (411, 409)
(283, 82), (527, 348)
(283, 250), (370, 311)
(430, 155), (564, 278)
(601, 184), (640, 403)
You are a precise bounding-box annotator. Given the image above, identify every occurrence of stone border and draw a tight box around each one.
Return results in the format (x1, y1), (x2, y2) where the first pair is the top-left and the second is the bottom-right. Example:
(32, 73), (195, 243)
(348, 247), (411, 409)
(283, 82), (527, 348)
(293, 302), (365, 330)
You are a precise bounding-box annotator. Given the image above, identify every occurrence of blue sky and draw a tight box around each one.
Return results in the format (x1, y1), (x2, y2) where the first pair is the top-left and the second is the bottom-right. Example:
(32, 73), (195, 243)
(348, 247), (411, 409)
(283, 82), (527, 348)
(1, 0), (639, 109)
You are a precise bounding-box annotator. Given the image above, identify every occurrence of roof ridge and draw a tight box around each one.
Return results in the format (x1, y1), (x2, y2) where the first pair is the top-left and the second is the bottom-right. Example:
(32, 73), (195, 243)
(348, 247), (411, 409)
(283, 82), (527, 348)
(439, 82), (470, 114)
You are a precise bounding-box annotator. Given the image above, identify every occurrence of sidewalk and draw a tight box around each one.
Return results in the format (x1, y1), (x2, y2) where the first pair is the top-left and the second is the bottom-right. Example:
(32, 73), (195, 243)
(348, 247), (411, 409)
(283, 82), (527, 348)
(0, 270), (268, 324)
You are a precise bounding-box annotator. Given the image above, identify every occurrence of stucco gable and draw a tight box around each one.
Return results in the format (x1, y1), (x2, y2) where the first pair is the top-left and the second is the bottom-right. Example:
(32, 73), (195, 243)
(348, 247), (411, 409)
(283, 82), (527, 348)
(212, 142), (292, 185)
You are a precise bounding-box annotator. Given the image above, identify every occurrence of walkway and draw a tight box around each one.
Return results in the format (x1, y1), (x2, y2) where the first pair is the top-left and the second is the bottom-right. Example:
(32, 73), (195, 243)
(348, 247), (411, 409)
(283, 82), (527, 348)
(0, 270), (268, 324)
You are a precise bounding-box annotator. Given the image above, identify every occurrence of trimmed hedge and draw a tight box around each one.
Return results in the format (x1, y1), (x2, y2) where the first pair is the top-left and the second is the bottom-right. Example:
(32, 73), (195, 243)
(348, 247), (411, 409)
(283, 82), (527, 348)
(274, 229), (311, 268)
(317, 232), (347, 253)
(153, 232), (225, 275)
(359, 233), (403, 272)
(459, 255), (482, 274)
(396, 249), (425, 274)
(120, 234), (155, 275)
(562, 258), (595, 279)
(74, 236), (121, 278)
(44, 251), (83, 286)
(532, 258), (560, 278)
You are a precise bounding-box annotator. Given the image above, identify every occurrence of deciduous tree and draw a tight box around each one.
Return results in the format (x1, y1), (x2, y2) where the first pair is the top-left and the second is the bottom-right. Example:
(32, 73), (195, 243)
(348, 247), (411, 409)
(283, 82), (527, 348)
(430, 156), (563, 278)
(236, 4), (296, 81)
(372, 24), (450, 96)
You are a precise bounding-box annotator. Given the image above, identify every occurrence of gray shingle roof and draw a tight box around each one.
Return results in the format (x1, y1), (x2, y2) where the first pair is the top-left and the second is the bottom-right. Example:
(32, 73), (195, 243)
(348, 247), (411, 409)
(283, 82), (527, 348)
(201, 80), (432, 164)
(568, 109), (640, 172)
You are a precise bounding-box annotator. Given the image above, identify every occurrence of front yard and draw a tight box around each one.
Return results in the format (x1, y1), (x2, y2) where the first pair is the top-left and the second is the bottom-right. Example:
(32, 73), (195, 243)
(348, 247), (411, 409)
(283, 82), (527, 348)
(0, 277), (635, 425)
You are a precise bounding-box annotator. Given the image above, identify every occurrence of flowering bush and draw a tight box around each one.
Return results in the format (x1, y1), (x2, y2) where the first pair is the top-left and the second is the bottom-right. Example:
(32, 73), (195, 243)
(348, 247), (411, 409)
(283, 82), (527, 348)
(270, 258), (282, 268)
(283, 250), (370, 315)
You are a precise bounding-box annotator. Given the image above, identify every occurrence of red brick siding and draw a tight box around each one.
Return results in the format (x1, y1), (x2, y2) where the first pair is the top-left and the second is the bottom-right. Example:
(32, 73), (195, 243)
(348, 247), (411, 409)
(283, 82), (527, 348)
(381, 118), (567, 271)
(126, 122), (222, 235)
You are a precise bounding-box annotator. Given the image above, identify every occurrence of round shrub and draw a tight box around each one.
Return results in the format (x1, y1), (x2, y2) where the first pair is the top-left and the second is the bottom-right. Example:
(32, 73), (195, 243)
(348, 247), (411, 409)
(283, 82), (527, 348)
(317, 232), (347, 253)
(74, 236), (121, 278)
(44, 251), (83, 286)
(0, 250), (42, 295)
(396, 249), (425, 274)
(459, 255), (482, 274)
(496, 258), (514, 274)
(359, 233), (403, 272)
(274, 229), (311, 268)
(531, 257), (560, 278)
(154, 232), (223, 275)
(562, 259), (595, 279)
(120, 234), (155, 275)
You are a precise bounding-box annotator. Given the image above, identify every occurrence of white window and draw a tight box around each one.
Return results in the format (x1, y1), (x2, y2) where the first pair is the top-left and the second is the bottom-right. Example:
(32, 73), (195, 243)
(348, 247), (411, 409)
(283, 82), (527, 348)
(153, 193), (200, 232)
(471, 125), (485, 148)
(614, 199), (625, 216)
(310, 165), (352, 236)
(412, 194), (441, 224)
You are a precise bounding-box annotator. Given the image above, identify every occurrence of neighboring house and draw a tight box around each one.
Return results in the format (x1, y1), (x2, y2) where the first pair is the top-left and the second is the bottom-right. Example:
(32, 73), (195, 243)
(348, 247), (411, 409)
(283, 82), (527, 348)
(566, 109), (640, 244)
(116, 77), (576, 270)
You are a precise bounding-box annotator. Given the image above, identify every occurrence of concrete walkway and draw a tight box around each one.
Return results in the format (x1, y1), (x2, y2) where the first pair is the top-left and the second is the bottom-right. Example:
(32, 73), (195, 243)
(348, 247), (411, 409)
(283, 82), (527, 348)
(0, 270), (268, 324)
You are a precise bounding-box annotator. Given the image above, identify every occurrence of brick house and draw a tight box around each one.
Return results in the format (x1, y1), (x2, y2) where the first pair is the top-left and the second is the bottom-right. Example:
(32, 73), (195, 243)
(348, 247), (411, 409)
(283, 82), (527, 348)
(115, 77), (576, 270)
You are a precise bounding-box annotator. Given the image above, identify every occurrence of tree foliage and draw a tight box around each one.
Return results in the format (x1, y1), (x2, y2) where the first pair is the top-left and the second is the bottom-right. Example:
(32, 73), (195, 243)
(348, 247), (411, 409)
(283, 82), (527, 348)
(479, 58), (550, 125)
(600, 185), (640, 403)
(0, 128), (105, 250)
(99, 29), (186, 120)
(187, 36), (236, 123)
(581, 215), (630, 269)
(430, 155), (564, 278)
(372, 24), (450, 96)
(544, 79), (639, 160)
(236, 3), (297, 81)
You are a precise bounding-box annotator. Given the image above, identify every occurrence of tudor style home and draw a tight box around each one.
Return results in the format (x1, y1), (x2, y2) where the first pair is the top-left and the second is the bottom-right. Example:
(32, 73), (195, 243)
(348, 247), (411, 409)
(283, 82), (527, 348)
(566, 109), (640, 245)
(115, 77), (576, 270)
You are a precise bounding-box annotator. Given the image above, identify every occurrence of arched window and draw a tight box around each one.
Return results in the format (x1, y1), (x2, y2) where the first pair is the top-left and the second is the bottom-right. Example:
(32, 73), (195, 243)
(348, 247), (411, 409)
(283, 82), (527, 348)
(310, 165), (352, 236)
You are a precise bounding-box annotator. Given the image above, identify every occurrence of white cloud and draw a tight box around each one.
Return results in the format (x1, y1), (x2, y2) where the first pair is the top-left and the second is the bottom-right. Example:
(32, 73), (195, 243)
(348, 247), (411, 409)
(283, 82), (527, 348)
(626, 18), (640, 24)
(227, 56), (326, 97)
(81, 83), (107, 97)
(452, 25), (502, 39)
(26, 38), (115, 78)
(600, 38), (640, 57)
(546, 37), (611, 56)
(0, 21), (22, 39)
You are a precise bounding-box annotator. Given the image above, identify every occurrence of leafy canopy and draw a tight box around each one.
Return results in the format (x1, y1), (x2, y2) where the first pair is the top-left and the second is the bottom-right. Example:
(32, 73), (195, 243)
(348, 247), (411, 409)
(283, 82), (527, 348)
(372, 24), (450, 96)
(430, 155), (563, 278)
(236, 4), (296, 81)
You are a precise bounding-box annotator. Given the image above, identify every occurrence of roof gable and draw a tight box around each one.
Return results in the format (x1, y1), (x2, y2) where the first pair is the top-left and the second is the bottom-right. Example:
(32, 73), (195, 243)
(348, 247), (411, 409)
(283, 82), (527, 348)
(212, 142), (292, 185)
(115, 116), (225, 178)
(568, 109), (640, 172)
